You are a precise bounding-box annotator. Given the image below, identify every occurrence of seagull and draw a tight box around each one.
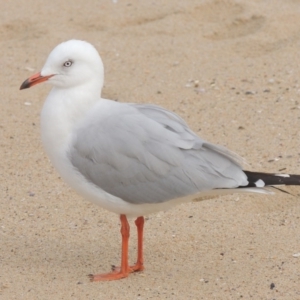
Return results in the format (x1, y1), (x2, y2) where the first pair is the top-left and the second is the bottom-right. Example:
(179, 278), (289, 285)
(20, 40), (300, 281)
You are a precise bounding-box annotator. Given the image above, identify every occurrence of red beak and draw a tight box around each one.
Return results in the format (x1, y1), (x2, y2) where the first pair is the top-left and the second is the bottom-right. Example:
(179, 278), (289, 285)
(20, 72), (53, 90)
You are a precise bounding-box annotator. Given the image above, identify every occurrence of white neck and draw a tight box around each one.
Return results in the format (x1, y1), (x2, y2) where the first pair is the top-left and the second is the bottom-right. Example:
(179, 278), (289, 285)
(40, 82), (101, 165)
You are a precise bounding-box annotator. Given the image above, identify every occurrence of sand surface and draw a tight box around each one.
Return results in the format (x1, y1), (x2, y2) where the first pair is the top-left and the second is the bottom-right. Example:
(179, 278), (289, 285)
(1, 0), (300, 299)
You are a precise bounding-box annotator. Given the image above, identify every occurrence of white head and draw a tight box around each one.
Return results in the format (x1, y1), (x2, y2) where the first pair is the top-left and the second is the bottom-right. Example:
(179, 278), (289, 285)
(20, 40), (104, 92)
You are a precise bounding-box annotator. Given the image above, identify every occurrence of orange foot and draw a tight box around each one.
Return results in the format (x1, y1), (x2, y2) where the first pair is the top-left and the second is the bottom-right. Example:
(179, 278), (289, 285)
(88, 270), (129, 282)
(89, 263), (144, 282)
(112, 262), (144, 273)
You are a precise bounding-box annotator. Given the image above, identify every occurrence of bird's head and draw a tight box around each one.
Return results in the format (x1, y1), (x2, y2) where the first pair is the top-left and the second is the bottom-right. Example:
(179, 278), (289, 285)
(20, 40), (104, 91)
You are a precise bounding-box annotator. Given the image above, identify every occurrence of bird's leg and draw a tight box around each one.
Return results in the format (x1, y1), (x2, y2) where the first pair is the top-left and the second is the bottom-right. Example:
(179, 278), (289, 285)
(111, 216), (145, 273)
(89, 214), (131, 281)
(130, 216), (145, 272)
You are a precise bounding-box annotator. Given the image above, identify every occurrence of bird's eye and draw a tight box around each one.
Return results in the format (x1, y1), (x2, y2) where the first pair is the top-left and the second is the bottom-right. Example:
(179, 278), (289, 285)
(63, 60), (73, 67)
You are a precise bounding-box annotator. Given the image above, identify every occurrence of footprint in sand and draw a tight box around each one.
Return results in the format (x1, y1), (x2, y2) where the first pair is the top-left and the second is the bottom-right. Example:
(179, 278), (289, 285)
(0, 19), (46, 41)
(192, 0), (265, 40)
(192, 0), (244, 23)
(205, 14), (266, 40)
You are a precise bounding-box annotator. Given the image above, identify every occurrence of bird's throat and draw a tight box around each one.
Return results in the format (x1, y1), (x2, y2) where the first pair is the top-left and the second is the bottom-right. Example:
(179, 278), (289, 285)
(40, 87), (99, 166)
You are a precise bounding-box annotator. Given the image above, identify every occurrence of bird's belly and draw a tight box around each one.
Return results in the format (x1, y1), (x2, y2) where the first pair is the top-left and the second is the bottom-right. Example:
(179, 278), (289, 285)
(48, 149), (186, 217)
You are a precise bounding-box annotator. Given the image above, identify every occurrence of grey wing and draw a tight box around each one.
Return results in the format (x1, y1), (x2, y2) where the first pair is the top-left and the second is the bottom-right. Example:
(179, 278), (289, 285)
(132, 103), (246, 166)
(68, 102), (248, 204)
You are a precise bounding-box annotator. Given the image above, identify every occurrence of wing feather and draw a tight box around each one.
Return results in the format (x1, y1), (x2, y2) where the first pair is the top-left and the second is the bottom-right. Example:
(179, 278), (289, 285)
(68, 101), (248, 204)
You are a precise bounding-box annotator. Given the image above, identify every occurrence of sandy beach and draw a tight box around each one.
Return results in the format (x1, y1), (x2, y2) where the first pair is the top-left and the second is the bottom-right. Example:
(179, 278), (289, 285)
(1, 0), (300, 299)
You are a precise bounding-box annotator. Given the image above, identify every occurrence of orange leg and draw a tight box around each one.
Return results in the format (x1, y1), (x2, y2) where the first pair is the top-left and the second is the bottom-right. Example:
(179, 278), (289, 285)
(111, 216), (145, 273)
(89, 215), (145, 282)
(89, 214), (131, 281)
(131, 216), (145, 272)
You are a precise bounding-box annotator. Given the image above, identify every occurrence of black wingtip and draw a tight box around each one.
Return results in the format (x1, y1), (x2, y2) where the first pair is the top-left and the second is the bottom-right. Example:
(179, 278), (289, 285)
(242, 170), (300, 187)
